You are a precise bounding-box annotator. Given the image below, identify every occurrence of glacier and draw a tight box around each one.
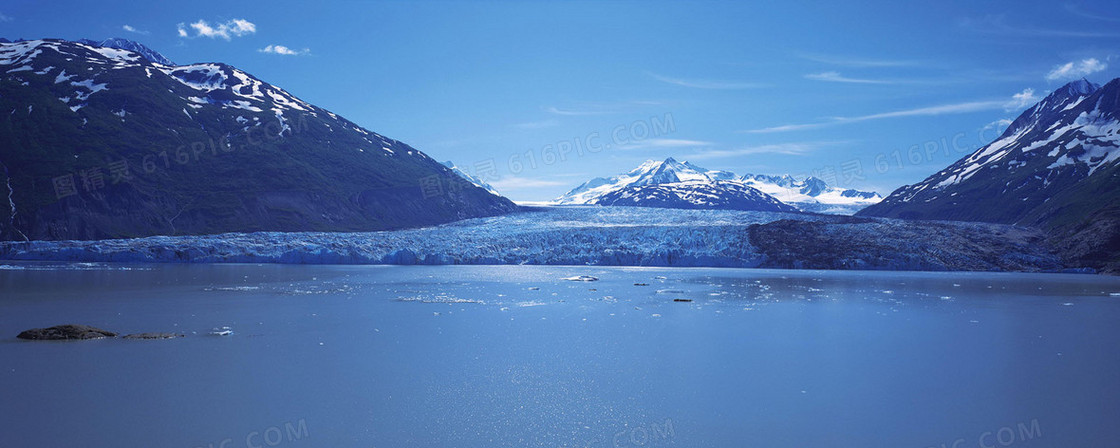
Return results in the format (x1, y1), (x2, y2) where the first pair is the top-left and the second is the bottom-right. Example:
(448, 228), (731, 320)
(0, 206), (1069, 272)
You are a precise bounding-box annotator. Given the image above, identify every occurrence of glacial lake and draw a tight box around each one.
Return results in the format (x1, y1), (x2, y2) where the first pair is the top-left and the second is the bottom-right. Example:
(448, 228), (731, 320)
(1, 263), (1119, 447)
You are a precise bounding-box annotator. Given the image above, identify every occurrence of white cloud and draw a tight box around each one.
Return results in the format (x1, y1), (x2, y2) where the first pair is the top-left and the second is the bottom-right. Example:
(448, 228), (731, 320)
(1003, 88), (1040, 112)
(1045, 58), (1107, 81)
(259, 44), (310, 56)
(0, 12), (12, 22)
(177, 19), (257, 40)
(647, 72), (766, 89)
(804, 71), (892, 84)
(746, 99), (1016, 133)
(122, 25), (149, 35)
(981, 118), (1014, 136)
(489, 176), (568, 189)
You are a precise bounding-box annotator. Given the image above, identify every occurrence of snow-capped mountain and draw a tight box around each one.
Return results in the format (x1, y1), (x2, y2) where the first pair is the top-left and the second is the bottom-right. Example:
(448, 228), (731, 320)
(859, 78), (1120, 271)
(0, 39), (515, 240)
(442, 161), (501, 196)
(554, 157), (717, 204)
(738, 174), (882, 214)
(76, 38), (175, 66)
(595, 180), (798, 212)
(554, 157), (880, 214)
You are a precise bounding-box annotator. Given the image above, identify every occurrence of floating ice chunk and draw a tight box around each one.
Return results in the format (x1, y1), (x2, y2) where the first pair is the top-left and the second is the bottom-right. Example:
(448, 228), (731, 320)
(516, 301), (547, 307)
(563, 275), (599, 282)
(205, 286), (261, 292)
(209, 326), (233, 336)
(399, 295), (483, 304)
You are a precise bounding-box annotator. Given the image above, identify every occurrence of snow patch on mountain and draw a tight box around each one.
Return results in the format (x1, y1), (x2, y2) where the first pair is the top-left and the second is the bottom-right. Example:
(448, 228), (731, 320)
(443, 161), (501, 196)
(76, 38), (174, 66)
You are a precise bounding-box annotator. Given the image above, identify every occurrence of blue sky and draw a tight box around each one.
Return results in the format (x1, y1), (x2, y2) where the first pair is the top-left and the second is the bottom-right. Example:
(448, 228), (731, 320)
(2, 0), (1118, 200)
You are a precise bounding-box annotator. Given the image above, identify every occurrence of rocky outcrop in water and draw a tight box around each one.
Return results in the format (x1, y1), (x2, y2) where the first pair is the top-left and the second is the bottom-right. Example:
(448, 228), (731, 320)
(122, 332), (183, 340)
(17, 324), (117, 340)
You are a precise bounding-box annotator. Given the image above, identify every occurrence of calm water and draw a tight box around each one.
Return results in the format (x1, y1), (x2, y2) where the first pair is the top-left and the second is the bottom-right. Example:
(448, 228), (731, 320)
(1, 263), (1118, 447)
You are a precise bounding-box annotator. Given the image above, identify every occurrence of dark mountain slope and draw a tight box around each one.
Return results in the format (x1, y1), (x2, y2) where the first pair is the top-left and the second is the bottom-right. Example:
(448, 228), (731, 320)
(0, 39), (515, 240)
(859, 78), (1120, 271)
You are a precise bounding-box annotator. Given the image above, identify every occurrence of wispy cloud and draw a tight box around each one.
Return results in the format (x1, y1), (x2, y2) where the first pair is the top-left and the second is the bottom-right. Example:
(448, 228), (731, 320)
(259, 44), (310, 56)
(617, 138), (713, 150)
(489, 176), (569, 189)
(687, 142), (834, 159)
(177, 19), (256, 40)
(1064, 4), (1120, 22)
(798, 53), (919, 67)
(746, 99), (1015, 133)
(544, 106), (609, 116)
(0, 12), (13, 22)
(804, 71), (894, 84)
(543, 101), (657, 116)
(957, 15), (1119, 38)
(513, 119), (560, 129)
(647, 72), (766, 90)
(1045, 58), (1107, 81)
(122, 25), (149, 35)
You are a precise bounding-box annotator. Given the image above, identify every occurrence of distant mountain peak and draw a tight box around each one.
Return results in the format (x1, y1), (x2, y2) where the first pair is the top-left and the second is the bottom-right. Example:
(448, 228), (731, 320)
(997, 77), (1104, 140)
(554, 158), (882, 214)
(799, 177), (829, 196)
(75, 37), (175, 66)
(1063, 78), (1100, 96)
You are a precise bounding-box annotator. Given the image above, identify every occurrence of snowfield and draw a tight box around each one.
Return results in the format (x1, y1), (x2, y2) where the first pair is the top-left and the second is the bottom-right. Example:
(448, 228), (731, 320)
(0, 206), (1071, 272)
